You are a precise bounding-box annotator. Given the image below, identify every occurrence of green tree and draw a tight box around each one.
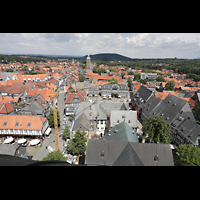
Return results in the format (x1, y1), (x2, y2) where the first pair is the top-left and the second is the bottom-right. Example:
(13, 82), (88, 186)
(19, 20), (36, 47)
(62, 124), (70, 140)
(42, 149), (67, 161)
(127, 77), (132, 88)
(110, 68), (118, 72)
(173, 144), (200, 166)
(47, 109), (60, 128)
(6, 69), (13, 72)
(156, 76), (165, 82)
(115, 93), (119, 98)
(128, 71), (134, 75)
(142, 116), (171, 144)
(108, 78), (118, 84)
(139, 79), (148, 84)
(165, 80), (175, 91)
(79, 75), (86, 82)
(193, 100), (200, 124)
(134, 73), (140, 80)
(121, 73), (125, 79)
(66, 129), (87, 156)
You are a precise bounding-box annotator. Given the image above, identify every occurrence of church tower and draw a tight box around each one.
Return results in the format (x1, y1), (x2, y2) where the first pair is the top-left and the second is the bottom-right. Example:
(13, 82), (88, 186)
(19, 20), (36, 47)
(86, 54), (91, 68)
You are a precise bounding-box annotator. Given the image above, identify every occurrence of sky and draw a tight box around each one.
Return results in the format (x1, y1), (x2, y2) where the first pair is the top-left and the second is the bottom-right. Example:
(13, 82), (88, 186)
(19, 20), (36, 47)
(1, 33), (200, 59)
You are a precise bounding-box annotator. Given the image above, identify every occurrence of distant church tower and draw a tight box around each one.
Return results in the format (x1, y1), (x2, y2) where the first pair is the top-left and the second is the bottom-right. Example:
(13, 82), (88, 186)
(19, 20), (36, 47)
(86, 54), (91, 68)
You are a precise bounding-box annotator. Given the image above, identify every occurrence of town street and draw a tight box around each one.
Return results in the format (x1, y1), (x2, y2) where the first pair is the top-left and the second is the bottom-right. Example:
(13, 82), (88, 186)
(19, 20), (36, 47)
(32, 91), (67, 161)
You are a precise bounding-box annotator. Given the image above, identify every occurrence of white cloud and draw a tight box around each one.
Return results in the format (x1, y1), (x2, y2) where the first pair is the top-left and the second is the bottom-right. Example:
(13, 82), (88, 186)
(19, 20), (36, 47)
(1, 33), (200, 58)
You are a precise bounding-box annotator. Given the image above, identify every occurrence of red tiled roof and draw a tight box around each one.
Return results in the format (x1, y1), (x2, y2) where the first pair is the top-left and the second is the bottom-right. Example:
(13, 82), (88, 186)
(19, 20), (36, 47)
(0, 115), (47, 130)
(0, 103), (14, 114)
(0, 96), (19, 103)
(65, 91), (86, 104)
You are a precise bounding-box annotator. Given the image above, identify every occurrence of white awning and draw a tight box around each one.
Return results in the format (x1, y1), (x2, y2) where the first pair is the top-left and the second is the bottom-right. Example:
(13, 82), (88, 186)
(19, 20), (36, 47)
(29, 139), (40, 146)
(45, 127), (51, 136)
(4, 137), (14, 144)
(18, 138), (27, 144)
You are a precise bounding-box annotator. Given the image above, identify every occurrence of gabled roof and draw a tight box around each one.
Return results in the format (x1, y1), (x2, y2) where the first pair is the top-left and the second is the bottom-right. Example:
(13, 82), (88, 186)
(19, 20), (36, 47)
(110, 110), (137, 128)
(85, 139), (174, 166)
(0, 115), (47, 130)
(0, 102), (14, 114)
(102, 121), (138, 143)
(113, 143), (144, 166)
(73, 113), (89, 131)
(65, 91), (86, 104)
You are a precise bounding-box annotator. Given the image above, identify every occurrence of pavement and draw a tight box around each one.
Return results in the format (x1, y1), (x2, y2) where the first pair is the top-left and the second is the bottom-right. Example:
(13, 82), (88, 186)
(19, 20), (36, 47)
(32, 129), (65, 161)
(32, 87), (69, 161)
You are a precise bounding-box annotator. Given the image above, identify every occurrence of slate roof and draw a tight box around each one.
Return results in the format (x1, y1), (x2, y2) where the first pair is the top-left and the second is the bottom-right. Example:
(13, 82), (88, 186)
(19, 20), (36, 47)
(141, 94), (199, 145)
(99, 101), (128, 116)
(85, 139), (174, 166)
(144, 94), (194, 125)
(73, 113), (90, 131)
(75, 102), (107, 121)
(101, 121), (138, 143)
(141, 95), (162, 117)
(20, 100), (45, 115)
(0, 144), (20, 156)
(131, 85), (153, 106)
(110, 110), (137, 128)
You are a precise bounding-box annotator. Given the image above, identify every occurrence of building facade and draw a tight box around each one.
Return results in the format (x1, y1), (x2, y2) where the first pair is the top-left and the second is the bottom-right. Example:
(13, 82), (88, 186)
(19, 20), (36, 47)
(0, 115), (49, 140)
(101, 83), (129, 97)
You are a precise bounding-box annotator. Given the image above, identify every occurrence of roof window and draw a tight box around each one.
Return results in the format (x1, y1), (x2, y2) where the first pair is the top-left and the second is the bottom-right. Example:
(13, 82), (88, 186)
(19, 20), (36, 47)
(15, 122), (19, 127)
(3, 122), (7, 127)
(27, 122), (31, 127)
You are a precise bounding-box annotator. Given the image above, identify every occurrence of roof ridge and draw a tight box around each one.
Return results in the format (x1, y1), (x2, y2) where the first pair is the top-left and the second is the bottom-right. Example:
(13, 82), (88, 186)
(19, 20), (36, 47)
(113, 142), (144, 166)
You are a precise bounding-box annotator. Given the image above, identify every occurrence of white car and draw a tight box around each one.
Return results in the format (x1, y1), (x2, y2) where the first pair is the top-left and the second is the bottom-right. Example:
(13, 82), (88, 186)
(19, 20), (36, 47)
(48, 146), (55, 153)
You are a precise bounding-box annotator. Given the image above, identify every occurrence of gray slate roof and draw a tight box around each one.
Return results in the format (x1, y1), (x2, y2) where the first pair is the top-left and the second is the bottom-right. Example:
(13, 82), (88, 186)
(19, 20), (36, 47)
(73, 113), (90, 131)
(110, 110), (137, 128)
(85, 139), (174, 166)
(75, 101), (129, 121)
(101, 121), (138, 143)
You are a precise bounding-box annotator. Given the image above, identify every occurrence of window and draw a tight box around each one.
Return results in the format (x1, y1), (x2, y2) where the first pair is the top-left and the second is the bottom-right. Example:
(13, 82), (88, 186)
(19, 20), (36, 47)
(101, 120), (103, 124)
(3, 122), (7, 127)
(27, 122), (31, 127)
(128, 120), (130, 123)
(15, 122), (19, 127)
(117, 120), (119, 123)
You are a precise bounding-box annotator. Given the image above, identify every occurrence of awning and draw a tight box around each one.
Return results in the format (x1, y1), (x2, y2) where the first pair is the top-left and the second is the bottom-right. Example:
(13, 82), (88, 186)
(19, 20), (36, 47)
(45, 127), (51, 136)
(4, 137), (14, 144)
(29, 139), (40, 146)
(17, 138), (26, 144)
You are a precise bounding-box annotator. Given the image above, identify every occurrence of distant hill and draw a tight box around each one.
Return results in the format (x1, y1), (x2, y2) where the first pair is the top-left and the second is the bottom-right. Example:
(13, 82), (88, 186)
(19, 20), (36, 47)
(80, 53), (132, 61)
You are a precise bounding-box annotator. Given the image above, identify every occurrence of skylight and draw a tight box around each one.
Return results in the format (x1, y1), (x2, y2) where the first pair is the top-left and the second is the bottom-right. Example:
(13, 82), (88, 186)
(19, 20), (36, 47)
(27, 122), (31, 127)
(3, 122), (7, 127)
(15, 122), (19, 127)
